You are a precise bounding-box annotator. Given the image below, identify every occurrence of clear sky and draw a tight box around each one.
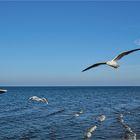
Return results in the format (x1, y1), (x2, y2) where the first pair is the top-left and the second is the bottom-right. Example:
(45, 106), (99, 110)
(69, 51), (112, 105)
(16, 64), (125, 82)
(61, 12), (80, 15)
(0, 1), (140, 86)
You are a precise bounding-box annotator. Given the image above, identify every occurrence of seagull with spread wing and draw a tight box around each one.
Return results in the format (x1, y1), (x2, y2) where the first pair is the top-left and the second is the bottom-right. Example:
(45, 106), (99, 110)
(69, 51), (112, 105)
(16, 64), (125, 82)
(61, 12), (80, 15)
(82, 48), (140, 72)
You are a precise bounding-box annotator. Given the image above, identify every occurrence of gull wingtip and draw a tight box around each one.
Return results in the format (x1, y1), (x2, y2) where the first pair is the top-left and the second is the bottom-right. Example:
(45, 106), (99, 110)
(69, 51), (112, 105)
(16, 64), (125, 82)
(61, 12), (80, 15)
(81, 69), (85, 72)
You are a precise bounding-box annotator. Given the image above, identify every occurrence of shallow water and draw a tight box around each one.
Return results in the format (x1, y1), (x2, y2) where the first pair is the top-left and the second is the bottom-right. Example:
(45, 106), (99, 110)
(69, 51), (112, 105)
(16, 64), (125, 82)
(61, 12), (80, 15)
(0, 86), (140, 140)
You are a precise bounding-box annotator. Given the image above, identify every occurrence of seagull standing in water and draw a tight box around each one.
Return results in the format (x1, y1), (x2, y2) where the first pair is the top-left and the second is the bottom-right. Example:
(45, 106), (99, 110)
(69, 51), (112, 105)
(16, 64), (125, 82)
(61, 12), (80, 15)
(82, 48), (140, 72)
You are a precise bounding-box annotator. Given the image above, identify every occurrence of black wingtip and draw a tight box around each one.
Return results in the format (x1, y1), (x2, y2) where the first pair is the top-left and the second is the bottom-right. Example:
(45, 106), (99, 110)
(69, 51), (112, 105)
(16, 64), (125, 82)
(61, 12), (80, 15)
(82, 69), (86, 72)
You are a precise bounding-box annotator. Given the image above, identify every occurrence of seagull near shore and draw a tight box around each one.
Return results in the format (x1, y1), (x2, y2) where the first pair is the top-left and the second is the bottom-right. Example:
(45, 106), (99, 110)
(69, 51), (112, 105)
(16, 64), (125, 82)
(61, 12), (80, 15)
(82, 48), (140, 72)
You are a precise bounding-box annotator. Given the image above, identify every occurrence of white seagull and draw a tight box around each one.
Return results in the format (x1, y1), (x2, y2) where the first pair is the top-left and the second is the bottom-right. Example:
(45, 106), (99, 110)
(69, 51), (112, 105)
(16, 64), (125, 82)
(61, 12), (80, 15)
(82, 48), (140, 72)
(29, 96), (48, 104)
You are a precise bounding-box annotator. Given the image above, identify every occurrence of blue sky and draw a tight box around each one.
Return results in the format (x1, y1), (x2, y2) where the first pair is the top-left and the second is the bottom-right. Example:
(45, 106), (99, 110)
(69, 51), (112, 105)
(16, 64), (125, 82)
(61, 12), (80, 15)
(0, 1), (140, 86)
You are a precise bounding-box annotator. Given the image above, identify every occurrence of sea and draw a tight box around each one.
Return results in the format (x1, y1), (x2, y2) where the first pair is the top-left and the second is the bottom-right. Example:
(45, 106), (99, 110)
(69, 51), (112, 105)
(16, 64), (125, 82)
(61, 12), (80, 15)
(0, 86), (140, 140)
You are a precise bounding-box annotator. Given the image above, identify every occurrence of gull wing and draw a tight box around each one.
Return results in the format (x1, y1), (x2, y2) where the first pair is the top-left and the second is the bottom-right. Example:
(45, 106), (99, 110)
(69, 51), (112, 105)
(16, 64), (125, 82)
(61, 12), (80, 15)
(113, 48), (140, 61)
(82, 62), (106, 72)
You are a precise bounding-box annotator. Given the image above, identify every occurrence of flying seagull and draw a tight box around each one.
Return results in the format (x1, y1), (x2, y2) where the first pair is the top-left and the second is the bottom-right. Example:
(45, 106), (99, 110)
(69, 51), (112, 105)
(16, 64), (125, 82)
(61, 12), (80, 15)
(82, 48), (140, 72)
(29, 96), (48, 104)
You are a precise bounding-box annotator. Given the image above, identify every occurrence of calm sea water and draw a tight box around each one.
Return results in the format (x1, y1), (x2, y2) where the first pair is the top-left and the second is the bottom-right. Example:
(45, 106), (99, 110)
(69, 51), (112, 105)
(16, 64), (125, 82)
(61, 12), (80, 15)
(0, 86), (140, 140)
